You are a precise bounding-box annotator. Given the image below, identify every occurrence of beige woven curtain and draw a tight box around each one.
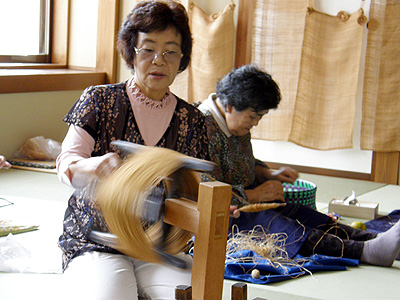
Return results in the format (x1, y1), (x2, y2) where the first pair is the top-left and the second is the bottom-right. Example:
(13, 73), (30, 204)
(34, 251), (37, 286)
(251, 0), (308, 140)
(361, 0), (400, 151)
(170, 1), (236, 103)
(251, 0), (367, 150)
(290, 7), (367, 149)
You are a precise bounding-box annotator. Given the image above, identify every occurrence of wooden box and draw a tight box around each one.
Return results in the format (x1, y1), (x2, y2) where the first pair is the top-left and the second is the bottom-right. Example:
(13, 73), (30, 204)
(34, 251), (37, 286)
(328, 199), (379, 220)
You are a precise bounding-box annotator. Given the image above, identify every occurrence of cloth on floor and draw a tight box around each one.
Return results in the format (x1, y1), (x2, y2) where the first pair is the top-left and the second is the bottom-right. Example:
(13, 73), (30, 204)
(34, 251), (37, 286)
(0, 234), (62, 274)
(224, 250), (359, 284)
(229, 204), (332, 259)
(365, 210), (400, 233)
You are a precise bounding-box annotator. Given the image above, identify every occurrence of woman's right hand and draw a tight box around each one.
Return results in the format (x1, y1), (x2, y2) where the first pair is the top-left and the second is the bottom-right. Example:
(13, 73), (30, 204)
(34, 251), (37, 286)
(230, 205), (240, 218)
(70, 152), (122, 188)
(245, 180), (285, 204)
(0, 156), (11, 169)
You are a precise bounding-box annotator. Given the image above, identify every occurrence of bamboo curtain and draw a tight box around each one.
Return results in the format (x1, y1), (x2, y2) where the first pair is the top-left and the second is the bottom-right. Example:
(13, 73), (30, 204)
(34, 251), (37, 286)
(170, 1), (236, 103)
(251, 0), (367, 150)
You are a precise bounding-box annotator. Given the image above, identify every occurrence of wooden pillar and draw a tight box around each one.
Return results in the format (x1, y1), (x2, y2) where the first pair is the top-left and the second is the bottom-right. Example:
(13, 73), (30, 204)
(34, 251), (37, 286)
(235, 0), (255, 68)
(232, 282), (247, 300)
(175, 285), (192, 300)
(191, 181), (232, 300)
(96, 0), (119, 83)
(371, 151), (400, 184)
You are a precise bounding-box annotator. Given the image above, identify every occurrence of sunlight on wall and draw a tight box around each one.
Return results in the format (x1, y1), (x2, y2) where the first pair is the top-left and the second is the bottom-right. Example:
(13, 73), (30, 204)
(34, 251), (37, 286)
(68, 0), (98, 68)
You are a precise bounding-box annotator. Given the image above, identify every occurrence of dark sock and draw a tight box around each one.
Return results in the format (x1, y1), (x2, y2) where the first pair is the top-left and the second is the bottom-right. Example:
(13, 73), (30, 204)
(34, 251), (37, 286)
(361, 221), (400, 267)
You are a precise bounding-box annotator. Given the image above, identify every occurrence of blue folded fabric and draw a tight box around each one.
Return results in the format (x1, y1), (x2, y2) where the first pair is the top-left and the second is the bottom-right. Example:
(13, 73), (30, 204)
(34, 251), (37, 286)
(365, 210), (400, 233)
(224, 250), (359, 284)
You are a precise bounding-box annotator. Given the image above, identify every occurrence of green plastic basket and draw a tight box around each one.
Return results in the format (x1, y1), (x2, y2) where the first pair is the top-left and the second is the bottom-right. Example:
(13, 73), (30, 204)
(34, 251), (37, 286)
(282, 179), (317, 209)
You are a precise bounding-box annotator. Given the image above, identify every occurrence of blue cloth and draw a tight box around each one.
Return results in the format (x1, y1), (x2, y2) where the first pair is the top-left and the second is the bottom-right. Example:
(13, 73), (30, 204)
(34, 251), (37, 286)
(224, 250), (359, 284)
(365, 210), (400, 233)
(229, 204), (332, 258)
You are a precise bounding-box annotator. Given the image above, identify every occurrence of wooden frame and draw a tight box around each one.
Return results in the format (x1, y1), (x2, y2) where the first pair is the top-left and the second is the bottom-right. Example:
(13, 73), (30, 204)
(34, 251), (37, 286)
(235, 0), (400, 185)
(164, 181), (232, 300)
(51, 0), (69, 66)
(96, 0), (120, 84)
(175, 282), (268, 300)
(371, 151), (400, 184)
(235, 0), (255, 68)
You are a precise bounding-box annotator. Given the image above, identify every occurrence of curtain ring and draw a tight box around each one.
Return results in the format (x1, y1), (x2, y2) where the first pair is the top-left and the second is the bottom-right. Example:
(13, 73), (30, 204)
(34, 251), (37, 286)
(357, 8), (368, 26)
(337, 11), (350, 22)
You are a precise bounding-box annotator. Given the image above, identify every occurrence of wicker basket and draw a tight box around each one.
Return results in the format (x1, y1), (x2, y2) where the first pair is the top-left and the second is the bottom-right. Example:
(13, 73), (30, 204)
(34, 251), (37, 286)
(282, 179), (317, 209)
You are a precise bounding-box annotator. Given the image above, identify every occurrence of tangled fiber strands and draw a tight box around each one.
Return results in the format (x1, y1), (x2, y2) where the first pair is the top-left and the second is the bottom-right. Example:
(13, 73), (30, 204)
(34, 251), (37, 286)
(226, 225), (289, 263)
(226, 225), (314, 277)
(96, 146), (199, 264)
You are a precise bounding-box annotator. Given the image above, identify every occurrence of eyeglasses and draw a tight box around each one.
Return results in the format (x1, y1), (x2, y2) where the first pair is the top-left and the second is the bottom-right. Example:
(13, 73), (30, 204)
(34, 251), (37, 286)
(134, 47), (183, 64)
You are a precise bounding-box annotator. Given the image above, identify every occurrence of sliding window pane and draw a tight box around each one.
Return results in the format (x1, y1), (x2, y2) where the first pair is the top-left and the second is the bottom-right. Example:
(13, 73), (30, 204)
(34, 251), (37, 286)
(0, 0), (51, 63)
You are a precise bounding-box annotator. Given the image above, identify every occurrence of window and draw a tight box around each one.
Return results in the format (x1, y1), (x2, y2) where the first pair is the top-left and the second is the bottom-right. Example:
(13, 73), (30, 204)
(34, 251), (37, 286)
(0, 0), (118, 94)
(0, 0), (51, 63)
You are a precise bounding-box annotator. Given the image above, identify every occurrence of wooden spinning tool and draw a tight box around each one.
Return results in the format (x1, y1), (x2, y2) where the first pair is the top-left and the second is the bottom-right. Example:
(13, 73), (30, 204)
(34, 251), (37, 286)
(90, 141), (232, 300)
(168, 180), (231, 299)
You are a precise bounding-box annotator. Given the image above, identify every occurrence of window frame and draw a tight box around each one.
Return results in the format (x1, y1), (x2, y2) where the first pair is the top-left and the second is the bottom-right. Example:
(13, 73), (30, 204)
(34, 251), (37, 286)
(0, 0), (119, 94)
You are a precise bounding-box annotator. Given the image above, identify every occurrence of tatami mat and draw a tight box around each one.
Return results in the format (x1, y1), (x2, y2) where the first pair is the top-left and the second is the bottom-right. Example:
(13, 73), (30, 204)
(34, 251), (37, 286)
(0, 169), (398, 300)
(222, 173), (399, 300)
(299, 173), (386, 204)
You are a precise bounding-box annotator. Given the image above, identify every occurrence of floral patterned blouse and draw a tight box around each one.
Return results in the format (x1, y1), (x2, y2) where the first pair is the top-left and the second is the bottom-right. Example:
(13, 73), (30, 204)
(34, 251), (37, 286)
(198, 95), (268, 208)
(58, 82), (209, 270)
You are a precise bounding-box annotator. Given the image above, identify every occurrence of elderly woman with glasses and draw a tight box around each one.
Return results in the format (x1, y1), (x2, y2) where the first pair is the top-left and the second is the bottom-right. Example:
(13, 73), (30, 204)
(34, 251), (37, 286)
(56, 1), (208, 299)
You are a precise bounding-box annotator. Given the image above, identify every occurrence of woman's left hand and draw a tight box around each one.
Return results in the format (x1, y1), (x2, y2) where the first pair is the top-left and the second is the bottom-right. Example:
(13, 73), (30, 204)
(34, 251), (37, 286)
(266, 166), (298, 184)
(245, 180), (285, 204)
(230, 205), (240, 218)
(0, 156), (11, 169)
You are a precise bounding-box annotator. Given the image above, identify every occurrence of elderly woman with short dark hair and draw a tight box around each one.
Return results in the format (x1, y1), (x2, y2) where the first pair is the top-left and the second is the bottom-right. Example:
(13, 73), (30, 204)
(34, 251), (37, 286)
(56, 1), (208, 299)
(199, 64), (400, 269)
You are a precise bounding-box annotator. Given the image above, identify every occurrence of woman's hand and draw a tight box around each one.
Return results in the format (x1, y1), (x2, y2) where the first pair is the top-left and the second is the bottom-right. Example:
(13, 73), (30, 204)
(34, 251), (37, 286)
(245, 180), (285, 204)
(70, 153), (122, 188)
(0, 156), (11, 169)
(230, 205), (240, 218)
(268, 166), (298, 184)
(257, 166), (298, 184)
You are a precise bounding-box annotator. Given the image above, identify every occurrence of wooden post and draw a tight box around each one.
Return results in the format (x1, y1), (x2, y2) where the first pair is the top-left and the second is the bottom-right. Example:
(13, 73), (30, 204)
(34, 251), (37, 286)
(166, 181), (231, 300)
(232, 282), (247, 300)
(175, 285), (192, 300)
(191, 181), (232, 300)
(235, 0), (256, 68)
(96, 0), (119, 83)
(371, 151), (400, 184)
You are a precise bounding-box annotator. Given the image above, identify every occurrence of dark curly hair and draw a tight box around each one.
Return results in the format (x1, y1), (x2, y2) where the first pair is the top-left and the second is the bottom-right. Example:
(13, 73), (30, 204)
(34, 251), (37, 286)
(117, 0), (192, 73)
(216, 64), (281, 112)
